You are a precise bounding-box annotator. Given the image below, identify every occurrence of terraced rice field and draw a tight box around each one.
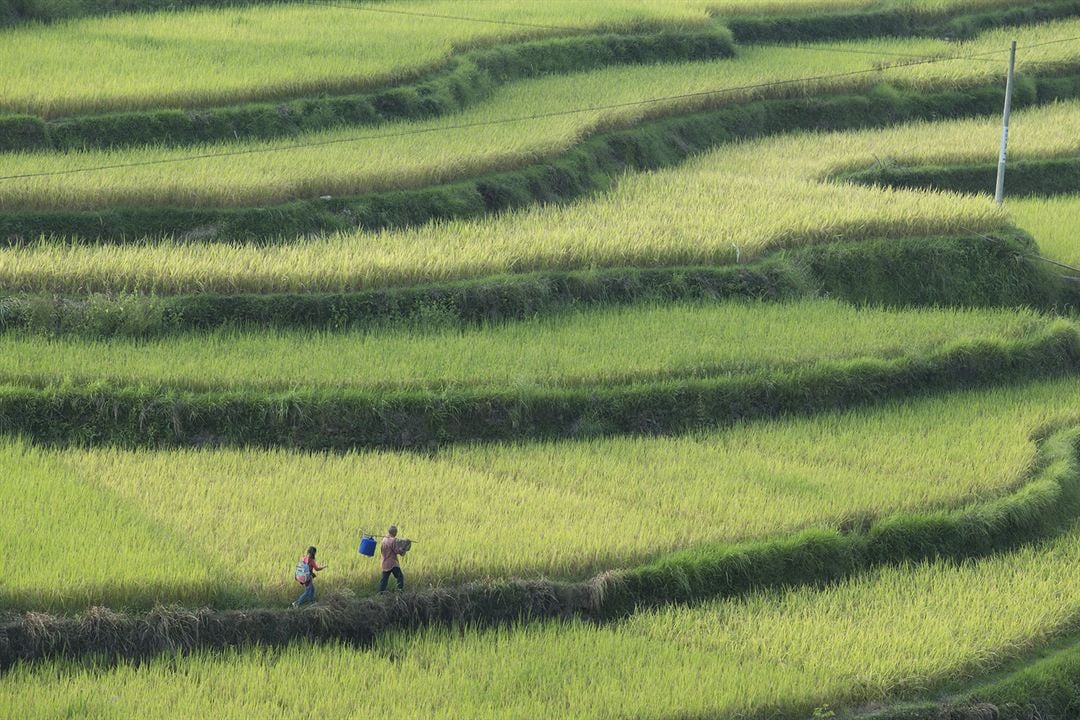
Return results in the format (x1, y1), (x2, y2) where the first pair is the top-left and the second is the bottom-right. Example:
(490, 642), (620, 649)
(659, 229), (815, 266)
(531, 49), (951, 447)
(6, 375), (1080, 609)
(0, 300), (1052, 390)
(5, 526), (1080, 719)
(1012, 194), (1080, 267)
(0, 0), (1030, 116)
(4, 97), (1077, 293)
(3, 20), (1077, 211)
(4, 0), (1080, 716)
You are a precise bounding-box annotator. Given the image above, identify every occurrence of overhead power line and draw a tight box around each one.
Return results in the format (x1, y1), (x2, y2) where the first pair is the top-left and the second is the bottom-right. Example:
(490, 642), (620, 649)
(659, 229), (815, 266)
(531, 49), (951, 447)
(306, 1), (1006, 64)
(306, 1), (582, 32)
(304, 2), (1080, 56)
(961, 225), (1080, 276)
(1018, 35), (1080, 49)
(770, 43), (1005, 64)
(1029, 253), (1080, 275)
(0, 36), (1075, 183)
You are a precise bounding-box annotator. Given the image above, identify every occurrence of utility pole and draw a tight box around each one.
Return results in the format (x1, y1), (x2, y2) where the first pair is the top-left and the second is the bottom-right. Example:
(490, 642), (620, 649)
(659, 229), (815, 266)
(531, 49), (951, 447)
(994, 40), (1017, 205)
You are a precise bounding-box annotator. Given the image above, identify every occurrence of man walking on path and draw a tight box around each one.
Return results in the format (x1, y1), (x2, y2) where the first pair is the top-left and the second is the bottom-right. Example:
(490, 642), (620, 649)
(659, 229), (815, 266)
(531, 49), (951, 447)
(292, 545), (326, 608)
(379, 525), (405, 592)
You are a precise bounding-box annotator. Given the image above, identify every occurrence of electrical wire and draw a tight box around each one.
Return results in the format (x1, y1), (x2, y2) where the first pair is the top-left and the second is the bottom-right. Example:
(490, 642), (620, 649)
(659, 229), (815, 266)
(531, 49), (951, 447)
(960, 224), (1080, 276)
(306, 1), (582, 32)
(1029, 253), (1080, 275)
(0, 41), (1047, 183)
(764, 43), (1006, 64)
(1016, 34), (1080, 50)
(305, 0), (1012, 64)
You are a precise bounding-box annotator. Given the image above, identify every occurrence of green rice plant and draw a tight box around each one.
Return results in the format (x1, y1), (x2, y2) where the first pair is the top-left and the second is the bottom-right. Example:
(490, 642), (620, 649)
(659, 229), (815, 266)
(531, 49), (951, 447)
(4, 525), (1079, 719)
(3, 20), (1077, 212)
(4, 424), (1076, 670)
(0, 300), (1053, 391)
(7, 30), (737, 153)
(945, 631), (1080, 719)
(1011, 194), (1080, 267)
(0, 0), (1037, 117)
(3, 97), (1076, 294)
(0, 444), (240, 610)
(1, 0), (1040, 30)
(0, 2), (715, 118)
(5, 376), (1080, 610)
(841, 155), (1080, 198)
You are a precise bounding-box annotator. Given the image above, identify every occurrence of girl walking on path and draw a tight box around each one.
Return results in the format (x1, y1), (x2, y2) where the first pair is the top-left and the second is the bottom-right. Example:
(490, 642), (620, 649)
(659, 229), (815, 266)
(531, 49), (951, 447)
(292, 546), (327, 607)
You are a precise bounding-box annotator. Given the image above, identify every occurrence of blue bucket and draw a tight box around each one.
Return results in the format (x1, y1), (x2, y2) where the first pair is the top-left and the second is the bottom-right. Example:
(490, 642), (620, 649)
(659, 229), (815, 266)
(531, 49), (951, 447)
(359, 536), (377, 557)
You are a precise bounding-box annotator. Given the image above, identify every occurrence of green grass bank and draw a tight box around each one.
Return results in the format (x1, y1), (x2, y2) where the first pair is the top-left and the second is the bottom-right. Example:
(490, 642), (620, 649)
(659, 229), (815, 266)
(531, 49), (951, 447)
(2, 425), (1076, 671)
(0, 323), (1075, 451)
(844, 155), (1080, 198)
(725, 1), (1080, 43)
(3, 0), (1078, 151)
(0, 232), (1068, 338)
(5, 73), (1077, 243)
(0, 30), (735, 152)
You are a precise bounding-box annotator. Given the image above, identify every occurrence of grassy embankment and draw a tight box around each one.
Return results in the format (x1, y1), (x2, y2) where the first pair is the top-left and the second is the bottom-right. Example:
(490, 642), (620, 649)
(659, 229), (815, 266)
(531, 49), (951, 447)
(2, 20), (1077, 213)
(838, 154), (1080, 270)
(3, 375), (1080, 610)
(1, 230), (1069, 339)
(4, 518), (1080, 718)
(1012, 195), (1080, 267)
(0, 0), (1060, 115)
(0, 0), (1048, 29)
(0, 29), (740, 152)
(2, 96), (1077, 295)
(2, 309), (1073, 451)
(0, 300), (1054, 391)
(0, 2), (718, 117)
(3, 2), (1076, 154)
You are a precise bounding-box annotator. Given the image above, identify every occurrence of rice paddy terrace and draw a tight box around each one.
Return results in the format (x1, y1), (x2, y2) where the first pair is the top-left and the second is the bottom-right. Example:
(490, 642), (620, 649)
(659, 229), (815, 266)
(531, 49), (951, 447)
(1, 1), (1080, 717)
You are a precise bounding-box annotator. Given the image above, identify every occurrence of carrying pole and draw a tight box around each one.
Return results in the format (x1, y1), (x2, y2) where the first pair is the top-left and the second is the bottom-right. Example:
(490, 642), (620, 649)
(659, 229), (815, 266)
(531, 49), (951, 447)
(994, 40), (1017, 205)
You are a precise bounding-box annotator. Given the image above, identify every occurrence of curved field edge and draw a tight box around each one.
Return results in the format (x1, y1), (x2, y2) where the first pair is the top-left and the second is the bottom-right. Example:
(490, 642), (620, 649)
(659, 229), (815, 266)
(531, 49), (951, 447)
(0, 0), (320, 26)
(5, 73), (1078, 243)
(0, 303), (1055, 395)
(1, 1), (1077, 146)
(1, 233), (1072, 338)
(3, 0), (1079, 150)
(2, 425), (1077, 671)
(842, 154), (1080, 199)
(858, 634), (1080, 718)
(2, 0), (1072, 30)
(3, 320), (1077, 451)
(1011, 195), (1080, 269)
(0, 30), (737, 152)
(948, 635), (1080, 720)
(724, 1), (1080, 44)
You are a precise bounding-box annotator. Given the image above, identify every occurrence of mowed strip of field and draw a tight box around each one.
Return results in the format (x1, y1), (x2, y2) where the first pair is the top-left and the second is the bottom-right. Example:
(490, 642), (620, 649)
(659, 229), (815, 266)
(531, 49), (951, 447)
(0, 300), (1053, 392)
(2, 21), (1076, 212)
(1011, 194), (1080, 268)
(4, 99), (1076, 294)
(0, 0), (1031, 117)
(5, 526), (1079, 719)
(5, 376), (1080, 611)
